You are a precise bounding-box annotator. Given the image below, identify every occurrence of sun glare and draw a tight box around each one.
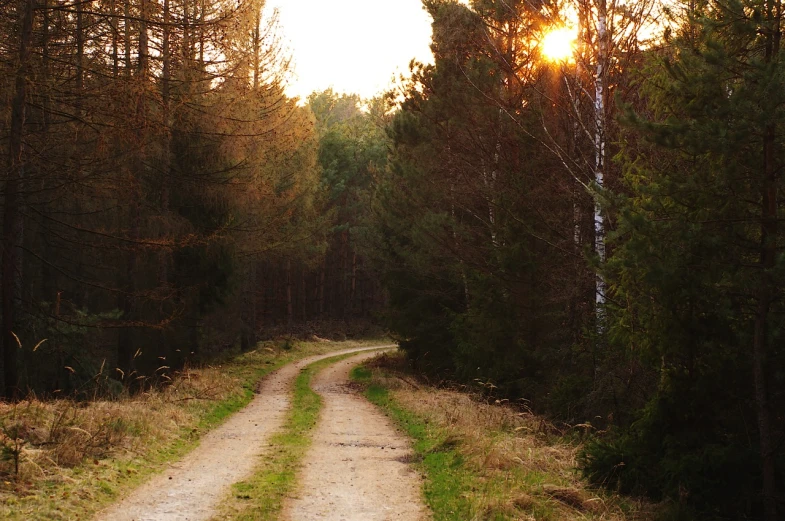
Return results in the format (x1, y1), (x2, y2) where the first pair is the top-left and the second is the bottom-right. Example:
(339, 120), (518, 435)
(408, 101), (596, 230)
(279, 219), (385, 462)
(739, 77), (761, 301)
(541, 27), (577, 62)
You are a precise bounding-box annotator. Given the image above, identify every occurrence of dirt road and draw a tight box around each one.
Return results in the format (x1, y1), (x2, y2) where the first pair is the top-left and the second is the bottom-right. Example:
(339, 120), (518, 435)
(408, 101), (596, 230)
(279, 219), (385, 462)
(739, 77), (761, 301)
(282, 352), (429, 521)
(95, 345), (393, 521)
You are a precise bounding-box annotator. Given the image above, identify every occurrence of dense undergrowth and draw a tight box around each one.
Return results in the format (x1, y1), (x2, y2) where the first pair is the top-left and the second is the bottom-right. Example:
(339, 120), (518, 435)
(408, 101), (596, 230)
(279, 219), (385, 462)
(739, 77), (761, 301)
(0, 338), (383, 521)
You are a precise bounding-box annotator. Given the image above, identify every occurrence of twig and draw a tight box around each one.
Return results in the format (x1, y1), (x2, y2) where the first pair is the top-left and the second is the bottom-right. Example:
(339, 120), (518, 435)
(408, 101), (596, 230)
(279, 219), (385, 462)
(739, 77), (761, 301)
(396, 375), (421, 390)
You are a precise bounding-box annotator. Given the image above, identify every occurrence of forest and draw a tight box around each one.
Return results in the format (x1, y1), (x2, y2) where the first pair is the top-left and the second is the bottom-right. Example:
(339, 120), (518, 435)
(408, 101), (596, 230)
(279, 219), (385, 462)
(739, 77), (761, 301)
(1, 0), (783, 519)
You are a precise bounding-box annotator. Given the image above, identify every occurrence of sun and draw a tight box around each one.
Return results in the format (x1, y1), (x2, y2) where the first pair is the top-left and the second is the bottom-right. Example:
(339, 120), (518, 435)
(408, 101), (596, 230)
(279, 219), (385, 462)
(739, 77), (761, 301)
(541, 27), (577, 62)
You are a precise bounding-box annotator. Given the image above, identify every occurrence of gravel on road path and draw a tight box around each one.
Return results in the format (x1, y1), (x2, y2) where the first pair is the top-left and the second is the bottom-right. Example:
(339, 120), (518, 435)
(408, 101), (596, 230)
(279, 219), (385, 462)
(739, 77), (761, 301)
(95, 345), (394, 521)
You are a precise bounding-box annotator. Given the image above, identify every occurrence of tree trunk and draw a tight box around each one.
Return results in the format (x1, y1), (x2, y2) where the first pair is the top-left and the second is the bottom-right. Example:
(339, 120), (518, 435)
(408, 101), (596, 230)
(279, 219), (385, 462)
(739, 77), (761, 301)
(341, 231), (348, 317)
(253, 8), (261, 90)
(138, 0), (148, 76)
(190, 304), (200, 356)
(75, 0), (84, 109)
(300, 268), (307, 321)
(159, 0), (171, 288)
(123, 0), (131, 75)
(199, 0), (205, 66)
(450, 180), (470, 307)
(41, 0), (50, 120)
(593, 0), (608, 327)
(183, 0), (191, 63)
(118, 0), (148, 379)
(350, 252), (357, 315)
(3, 0), (34, 399)
(39, 0), (54, 302)
(110, 0), (118, 77)
(752, 275), (777, 521)
(318, 261), (325, 316)
(251, 261), (259, 332)
(754, 7), (780, 515)
(260, 265), (267, 327)
(286, 260), (293, 326)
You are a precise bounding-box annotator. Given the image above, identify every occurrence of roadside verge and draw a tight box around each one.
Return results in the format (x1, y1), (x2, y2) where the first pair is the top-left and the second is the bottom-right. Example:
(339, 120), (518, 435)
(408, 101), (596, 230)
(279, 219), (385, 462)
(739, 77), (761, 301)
(350, 352), (655, 521)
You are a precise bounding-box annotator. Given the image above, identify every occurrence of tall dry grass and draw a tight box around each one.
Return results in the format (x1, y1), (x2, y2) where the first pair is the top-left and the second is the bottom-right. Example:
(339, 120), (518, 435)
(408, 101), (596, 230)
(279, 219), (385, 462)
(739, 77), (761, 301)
(0, 364), (236, 494)
(367, 353), (654, 520)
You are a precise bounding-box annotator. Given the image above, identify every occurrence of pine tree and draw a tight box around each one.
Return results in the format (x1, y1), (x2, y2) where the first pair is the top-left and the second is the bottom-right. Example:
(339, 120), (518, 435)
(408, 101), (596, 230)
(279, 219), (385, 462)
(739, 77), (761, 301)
(373, 0), (589, 403)
(596, 0), (785, 516)
(0, 0), (319, 396)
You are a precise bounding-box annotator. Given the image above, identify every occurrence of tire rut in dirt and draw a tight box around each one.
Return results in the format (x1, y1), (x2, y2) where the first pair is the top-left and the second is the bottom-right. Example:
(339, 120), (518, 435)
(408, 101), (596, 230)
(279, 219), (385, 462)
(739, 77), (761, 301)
(94, 346), (392, 521)
(283, 352), (429, 521)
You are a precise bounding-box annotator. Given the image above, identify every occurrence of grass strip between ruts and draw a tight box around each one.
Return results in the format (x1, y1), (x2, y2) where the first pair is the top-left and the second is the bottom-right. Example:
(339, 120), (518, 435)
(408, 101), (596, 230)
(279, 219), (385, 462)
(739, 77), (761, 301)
(210, 350), (384, 521)
(350, 364), (479, 521)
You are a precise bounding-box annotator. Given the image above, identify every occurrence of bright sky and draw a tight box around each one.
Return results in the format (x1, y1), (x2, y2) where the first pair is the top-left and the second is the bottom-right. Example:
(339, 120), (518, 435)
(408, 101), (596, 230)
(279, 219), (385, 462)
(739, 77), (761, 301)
(265, 0), (436, 101)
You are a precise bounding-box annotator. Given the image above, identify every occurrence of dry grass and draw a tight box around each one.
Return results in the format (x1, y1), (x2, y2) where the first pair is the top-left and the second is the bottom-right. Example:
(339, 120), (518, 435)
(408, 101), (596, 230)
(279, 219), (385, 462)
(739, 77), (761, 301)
(366, 353), (654, 521)
(0, 338), (387, 521)
(0, 365), (233, 477)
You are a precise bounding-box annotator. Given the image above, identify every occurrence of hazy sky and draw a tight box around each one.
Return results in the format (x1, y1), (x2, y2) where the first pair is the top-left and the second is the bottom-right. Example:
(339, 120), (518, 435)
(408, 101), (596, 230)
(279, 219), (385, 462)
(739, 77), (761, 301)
(266, 0), (436, 101)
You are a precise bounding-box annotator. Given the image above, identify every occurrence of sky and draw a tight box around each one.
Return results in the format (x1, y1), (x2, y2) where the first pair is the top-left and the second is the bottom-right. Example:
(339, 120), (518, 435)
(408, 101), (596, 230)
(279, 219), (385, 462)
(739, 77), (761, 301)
(265, 0), (436, 101)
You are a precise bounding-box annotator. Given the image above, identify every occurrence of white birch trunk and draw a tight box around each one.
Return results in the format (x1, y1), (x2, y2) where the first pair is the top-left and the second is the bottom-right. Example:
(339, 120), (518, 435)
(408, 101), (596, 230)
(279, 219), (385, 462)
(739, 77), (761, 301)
(594, 0), (608, 319)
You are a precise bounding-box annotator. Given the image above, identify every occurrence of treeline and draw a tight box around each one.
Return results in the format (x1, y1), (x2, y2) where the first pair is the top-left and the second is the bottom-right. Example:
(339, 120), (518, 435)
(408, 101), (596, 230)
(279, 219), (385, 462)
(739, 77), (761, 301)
(361, 0), (784, 519)
(0, 0), (383, 399)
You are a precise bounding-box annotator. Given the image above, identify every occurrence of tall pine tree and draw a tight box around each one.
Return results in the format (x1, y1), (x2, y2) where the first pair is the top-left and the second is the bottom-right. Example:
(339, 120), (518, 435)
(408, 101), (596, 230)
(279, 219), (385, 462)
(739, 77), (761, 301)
(592, 0), (785, 517)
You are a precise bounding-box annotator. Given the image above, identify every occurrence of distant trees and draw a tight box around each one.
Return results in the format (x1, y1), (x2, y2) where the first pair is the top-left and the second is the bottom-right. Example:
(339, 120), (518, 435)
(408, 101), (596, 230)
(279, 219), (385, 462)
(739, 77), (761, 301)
(230, 89), (390, 334)
(307, 89), (388, 322)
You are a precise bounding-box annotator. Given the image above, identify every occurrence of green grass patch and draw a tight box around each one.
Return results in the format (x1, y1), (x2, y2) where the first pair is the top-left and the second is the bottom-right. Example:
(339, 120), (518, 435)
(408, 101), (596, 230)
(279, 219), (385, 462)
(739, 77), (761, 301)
(211, 351), (368, 521)
(349, 364), (372, 382)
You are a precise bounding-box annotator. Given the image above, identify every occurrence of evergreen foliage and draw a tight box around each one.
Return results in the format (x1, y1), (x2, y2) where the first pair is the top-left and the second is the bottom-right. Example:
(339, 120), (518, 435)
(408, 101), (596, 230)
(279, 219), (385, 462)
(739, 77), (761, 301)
(370, 0), (589, 406)
(0, 0), (334, 396)
(365, 0), (784, 518)
(3, 0), (785, 516)
(582, 0), (785, 517)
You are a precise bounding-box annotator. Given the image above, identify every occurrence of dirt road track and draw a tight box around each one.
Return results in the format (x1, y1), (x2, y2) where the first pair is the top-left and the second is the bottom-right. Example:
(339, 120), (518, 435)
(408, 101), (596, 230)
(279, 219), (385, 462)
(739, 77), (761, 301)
(282, 352), (429, 521)
(95, 345), (393, 521)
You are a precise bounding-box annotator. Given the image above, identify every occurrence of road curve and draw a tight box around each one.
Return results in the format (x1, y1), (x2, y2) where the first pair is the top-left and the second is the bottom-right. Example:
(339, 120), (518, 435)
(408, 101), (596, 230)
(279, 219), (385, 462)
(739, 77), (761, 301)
(283, 352), (429, 521)
(95, 345), (395, 521)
